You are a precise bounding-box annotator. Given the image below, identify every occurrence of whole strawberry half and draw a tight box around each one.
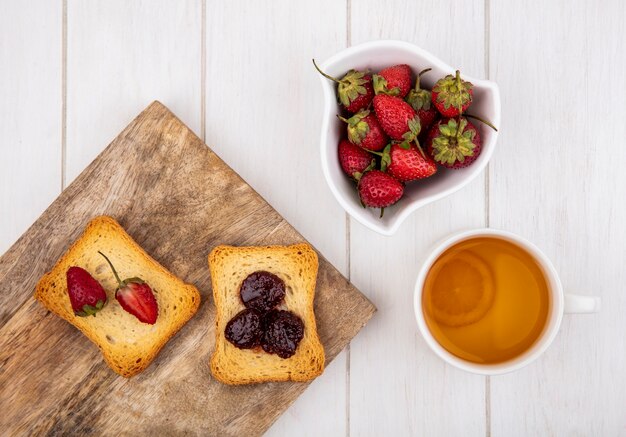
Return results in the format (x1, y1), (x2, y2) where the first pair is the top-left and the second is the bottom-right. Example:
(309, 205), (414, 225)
(372, 94), (421, 144)
(338, 110), (387, 151)
(373, 64), (412, 98)
(426, 117), (481, 169)
(406, 68), (439, 133)
(338, 139), (375, 179)
(313, 59), (374, 113)
(358, 170), (404, 209)
(99, 251), (158, 324)
(66, 266), (108, 317)
(431, 70), (473, 117)
(384, 143), (437, 182)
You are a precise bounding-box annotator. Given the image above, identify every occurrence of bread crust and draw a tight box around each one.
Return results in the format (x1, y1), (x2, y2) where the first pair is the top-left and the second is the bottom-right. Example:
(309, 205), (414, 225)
(209, 244), (325, 384)
(34, 216), (201, 377)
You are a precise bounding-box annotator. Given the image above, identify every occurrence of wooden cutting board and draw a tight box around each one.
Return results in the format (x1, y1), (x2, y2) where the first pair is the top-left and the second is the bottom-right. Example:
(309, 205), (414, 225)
(0, 101), (375, 436)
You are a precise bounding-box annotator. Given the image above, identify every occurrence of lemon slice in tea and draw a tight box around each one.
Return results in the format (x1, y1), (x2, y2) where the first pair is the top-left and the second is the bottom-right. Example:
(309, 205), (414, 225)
(424, 250), (495, 327)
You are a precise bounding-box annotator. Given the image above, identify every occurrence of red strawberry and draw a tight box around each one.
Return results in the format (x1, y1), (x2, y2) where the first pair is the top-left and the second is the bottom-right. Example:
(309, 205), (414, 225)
(358, 170), (404, 210)
(338, 110), (387, 151)
(66, 266), (108, 317)
(426, 117), (482, 169)
(373, 64), (412, 98)
(99, 251), (159, 324)
(313, 59), (374, 113)
(338, 139), (375, 179)
(406, 68), (439, 133)
(431, 70), (473, 117)
(372, 94), (421, 144)
(385, 143), (437, 182)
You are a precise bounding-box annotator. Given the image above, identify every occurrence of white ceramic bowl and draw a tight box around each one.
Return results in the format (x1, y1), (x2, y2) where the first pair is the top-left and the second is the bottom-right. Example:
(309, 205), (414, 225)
(318, 40), (501, 236)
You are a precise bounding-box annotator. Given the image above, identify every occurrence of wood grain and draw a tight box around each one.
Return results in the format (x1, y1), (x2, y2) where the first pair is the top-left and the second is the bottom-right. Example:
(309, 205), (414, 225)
(488, 0), (626, 435)
(0, 0), (62, 255)
(348, 0), (488, 435)
(0, 102), (375, 436)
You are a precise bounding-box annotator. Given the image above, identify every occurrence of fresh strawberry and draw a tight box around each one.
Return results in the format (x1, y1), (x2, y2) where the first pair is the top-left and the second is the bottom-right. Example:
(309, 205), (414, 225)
(99, 251), (159, 324)
(384, 143), (437, 182)
(313, 59), (374, 113)
(358, 170), (404, 210)
(406, 68), (439, 133)
(426, 117), (482, 169)
(338, 110), (387, 151)
(431, 70), (473, 117)
(372, 94), (421, 145)
(373, 64), (412, 98)
(338, 139), (375, 179)
(66, 266), (107, 317)
(115, 282), (158, 325)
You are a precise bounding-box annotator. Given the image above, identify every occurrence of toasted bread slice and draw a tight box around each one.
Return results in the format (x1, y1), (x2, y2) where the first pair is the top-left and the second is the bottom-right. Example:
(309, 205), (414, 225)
(209, 244), (325, 384)
(34, 216), (200, 377)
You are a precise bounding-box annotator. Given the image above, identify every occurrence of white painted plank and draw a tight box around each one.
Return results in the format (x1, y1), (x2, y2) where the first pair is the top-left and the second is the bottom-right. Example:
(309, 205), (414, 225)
(204, 2), (349, 435)
(489, 0), (626, 435)
(349, 1), (488, 435)
(0, 1), (62, 255)
(66, 0), (202, 184)
(204, 0), (348, 271)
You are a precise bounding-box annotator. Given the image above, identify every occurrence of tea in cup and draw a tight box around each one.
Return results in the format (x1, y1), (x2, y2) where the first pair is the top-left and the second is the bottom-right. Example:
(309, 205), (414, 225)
(414, 229), (600, 374)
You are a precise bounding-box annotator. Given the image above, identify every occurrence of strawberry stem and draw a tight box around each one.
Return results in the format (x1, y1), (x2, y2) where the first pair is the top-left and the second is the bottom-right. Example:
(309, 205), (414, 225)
(455, 70), (463, 115)
(98, 251), (123, 287)
(415, 68), (432, 91)
(336, 114), (350, 124)
(312, 59), (344, 85)
(465, 113), (498, 132)
(415, 141), (426, 158)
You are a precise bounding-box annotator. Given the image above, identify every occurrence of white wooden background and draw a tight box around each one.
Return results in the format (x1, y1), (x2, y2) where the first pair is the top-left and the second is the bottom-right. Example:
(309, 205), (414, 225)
(1, 0), (625, 435)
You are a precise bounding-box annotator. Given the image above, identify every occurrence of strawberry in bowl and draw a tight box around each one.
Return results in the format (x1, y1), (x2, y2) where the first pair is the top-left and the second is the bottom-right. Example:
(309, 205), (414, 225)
(315, 40), (500, 235)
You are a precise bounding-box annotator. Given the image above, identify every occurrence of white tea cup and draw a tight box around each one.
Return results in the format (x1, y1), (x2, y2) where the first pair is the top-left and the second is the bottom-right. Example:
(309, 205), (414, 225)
(413, 228), (600, 375)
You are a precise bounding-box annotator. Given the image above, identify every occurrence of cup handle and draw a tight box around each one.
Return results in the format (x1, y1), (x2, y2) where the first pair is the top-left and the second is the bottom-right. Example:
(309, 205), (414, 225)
(564, 293), (601, 314)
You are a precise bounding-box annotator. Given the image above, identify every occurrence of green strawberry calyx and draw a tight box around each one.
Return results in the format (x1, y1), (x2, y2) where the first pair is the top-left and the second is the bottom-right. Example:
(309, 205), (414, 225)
(337, 110), (371, 145)
(313, 59), (370, 107)
(76, 299), (106, 317)
(373, 74), (400, 96)
(379, 144), (393, 172)
(353, 159), (376, 182)
(400, 117), (424, 156)
(433, 70), (473, 113)
(367, 144), (392, 171)
(432, 118), (477, 165)
(406, 68), (432, 111)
